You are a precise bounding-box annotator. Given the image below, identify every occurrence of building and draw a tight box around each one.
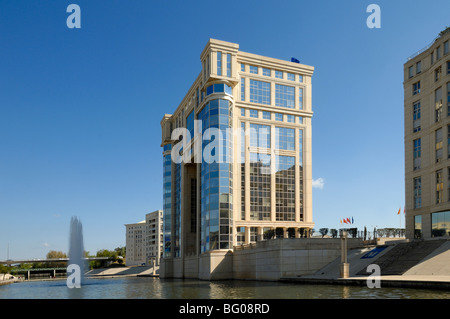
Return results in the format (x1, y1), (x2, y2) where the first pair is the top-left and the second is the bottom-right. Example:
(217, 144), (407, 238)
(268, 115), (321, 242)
(160, 38), (314, 272)
(125, 210), (164, 266)
(404, 27), (450, 240)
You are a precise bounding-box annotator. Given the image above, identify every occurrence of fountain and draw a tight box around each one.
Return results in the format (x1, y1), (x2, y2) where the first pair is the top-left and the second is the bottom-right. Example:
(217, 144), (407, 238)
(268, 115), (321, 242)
(67, 216), (86, 288)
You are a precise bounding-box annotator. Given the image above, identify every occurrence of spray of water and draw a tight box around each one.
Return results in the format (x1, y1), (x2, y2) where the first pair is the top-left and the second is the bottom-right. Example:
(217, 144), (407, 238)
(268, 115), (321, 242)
(68, 216), (85, 283)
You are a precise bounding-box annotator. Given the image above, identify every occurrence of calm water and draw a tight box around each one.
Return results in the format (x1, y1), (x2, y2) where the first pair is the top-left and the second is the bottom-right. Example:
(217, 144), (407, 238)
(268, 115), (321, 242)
(1, 277), (450, 299)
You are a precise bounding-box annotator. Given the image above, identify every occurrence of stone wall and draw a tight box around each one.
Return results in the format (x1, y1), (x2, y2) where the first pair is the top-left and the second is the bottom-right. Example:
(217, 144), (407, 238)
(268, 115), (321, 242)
(160, 237), (363, 281)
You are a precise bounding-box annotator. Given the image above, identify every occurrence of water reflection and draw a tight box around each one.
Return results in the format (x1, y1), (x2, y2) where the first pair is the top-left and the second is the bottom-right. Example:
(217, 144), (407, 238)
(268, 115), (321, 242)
(1, 277), (450, 299)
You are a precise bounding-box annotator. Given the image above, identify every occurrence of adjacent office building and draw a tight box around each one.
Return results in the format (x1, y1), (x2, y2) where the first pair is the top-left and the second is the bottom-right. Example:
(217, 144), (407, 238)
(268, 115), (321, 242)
(125, 210), (164, 266)
(404, 28), (450, 239)
(160, 39), (314, 263)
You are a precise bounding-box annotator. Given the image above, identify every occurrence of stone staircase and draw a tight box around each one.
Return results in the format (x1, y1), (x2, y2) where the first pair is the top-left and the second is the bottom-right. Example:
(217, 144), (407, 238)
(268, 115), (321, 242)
(356, 239), (448, 276)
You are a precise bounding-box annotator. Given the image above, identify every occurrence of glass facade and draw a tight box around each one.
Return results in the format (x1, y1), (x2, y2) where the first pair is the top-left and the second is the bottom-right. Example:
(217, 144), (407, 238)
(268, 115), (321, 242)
(250, 152), (271, 221)
(163, 145), (172, 257)
(198, 98), (233, 252)
(206, 83), (232, 96)
(241, 122), (245, 220)
(414, 177), (421, 209)
(275, 155), (296, 221)
(217, 51), (222, 76)
(275, 84), (295, 108)
(173, 163), (181, 257)
(432, 211), (450, 237)
(249, 123), (271, 148)
(414, 215), (422, 239)
(250, 80), (271, 105)
(275, 127), (295, 150)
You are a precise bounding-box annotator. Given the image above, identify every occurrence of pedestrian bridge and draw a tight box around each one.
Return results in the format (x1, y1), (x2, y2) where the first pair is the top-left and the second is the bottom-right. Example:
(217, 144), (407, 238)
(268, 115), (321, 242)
(0, 257), (112, 266)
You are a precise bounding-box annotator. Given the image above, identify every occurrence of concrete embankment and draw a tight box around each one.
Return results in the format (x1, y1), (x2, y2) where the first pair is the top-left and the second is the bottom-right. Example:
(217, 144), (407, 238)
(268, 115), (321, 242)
(85, 265), (159, 278)
(280, 239), (450, 290)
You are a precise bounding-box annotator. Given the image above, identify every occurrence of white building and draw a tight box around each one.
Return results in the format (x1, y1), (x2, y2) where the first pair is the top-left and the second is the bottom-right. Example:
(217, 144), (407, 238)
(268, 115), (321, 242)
(125, 210), (164, 266)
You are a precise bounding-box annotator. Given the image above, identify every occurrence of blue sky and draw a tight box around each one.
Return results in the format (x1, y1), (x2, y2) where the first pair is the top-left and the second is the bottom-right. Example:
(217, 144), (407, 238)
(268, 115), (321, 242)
(0, 1), (449, 259)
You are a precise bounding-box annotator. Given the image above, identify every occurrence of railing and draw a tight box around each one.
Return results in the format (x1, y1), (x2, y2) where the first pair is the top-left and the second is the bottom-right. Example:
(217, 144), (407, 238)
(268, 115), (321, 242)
(407, 27), (450, 61)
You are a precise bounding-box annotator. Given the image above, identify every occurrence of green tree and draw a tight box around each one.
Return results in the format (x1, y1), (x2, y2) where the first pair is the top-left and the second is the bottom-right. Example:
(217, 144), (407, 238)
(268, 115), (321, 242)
(46, 250), (67, 267)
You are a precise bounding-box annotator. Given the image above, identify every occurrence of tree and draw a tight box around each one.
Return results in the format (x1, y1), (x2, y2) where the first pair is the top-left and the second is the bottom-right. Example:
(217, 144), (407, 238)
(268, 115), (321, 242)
(46, 250), (67, 268)
(319, 228), (329, 238)
(330, 229), (338, 238)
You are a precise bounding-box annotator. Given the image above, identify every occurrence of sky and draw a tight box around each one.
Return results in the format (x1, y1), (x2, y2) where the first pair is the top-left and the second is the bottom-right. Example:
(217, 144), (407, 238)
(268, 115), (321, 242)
(0, 0), (449, 259)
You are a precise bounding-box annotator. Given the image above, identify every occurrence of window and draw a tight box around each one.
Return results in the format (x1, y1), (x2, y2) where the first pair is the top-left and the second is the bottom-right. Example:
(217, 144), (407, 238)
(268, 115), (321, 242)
(299, 87), (304, 109)
(413, 81), (421, 95)
(431, 51), (434, 64)
(414, 215), (422, 238)
(447, 61), (450, 75)
(445, 41), (449, 55)
(287, 73), (295, 81)
(249, 153), (271, 221)
(249, 123), (270, 148)
(448, 125), (450, 159)
(413, 138), (421, 170)
(275, 84), (295, 108)
(262, 111), (271, 120)
(250, 80), (271, 105)
(437, 46), (441, 60)
(436, 169), (444, 204)
(432, 211), (450, 237)
(436, 128), (443, 163)
(262, 68), (271, 76)
(250, 65), (258, 74)
(435, 66), (442, 82)
(298, 116), (303, 124)
(275, 70), (283, 79)
(414, 177), (421, 209)
(287, 114), (295, 123)
(448, 83), (450, 116)
(206, 83), (232, 96)
(275, 127), (295, 150)
(275, 113), (283, 121)
(299, 75), (303, 83)
(241, 78), (245, 101)
(249, 109), (258, 118)
(241, 123), (245, 219)
(413, 101), (421, 132)
(241, 64), (245, 72)
(227, 53), (231, 77)
(275, 155), (296, 221)
(408, 66), (414, 78)
(416, 61), (422, 74)
(436, 87), (443, 122)
(217, 51), (222, 76)
(241, 108), (245, 117)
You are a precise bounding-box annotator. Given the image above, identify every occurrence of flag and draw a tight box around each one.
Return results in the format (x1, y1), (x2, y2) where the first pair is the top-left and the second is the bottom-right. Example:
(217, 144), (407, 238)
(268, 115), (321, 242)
(397, 207), (401, 215)
(346, 217), (351, 224)
(352, 217), (354, 224)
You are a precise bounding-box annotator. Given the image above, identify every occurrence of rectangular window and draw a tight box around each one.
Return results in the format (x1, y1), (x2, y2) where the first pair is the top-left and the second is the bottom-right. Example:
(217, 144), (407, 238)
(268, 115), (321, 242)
(445, 41), (449, 55)
(413, 138), (421, 170)
(299, 87), (304, 109)
(299, 75), (303, 83)
(414, 215), (422, 239)
(262, 68), (271, 76)
(275, 155), (296, 221)
(448, 61), (450, 75)
(250, 65), (258, 74)
(250, 80), (271, 105)
(287, 114), (295, 123)
(217, 51), (222, 76)
(275, 127), (295, 150)
(436, 128), (443, 163)
(241, 64), (245, 72)
(262, 111), (271, 120)
(436, 169), (444, 204)
(413, 101), (421, 132)
(413, 81), (421, 95)
(298, 116), (303, 124)
(287, 73), (295, 81)
(448, 83), (450, 116)
(241, 78), (245, 101)
(431, 211), (450, 237)
(437, 46), (441, 60)
(431, 51), (434, 64)
(275, 70), (283, 79)
(275, 84), (295, 108)
(227, 53), (231, 77)
(409, 66), (414, 78)
(249, 109), (258, 118)
(435, 66), (442, 82)
(448, 126), (450, 159)
(249, 123), (271, 148)
(436, 87), (443, 122)
(241, 123), (245, 219)
(414, 177), (422, 209)
(275, 113), (283, 121)
(241, 108), (245, 117)
(249, 153), (271, 221)
(416, 61), (422, 74)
